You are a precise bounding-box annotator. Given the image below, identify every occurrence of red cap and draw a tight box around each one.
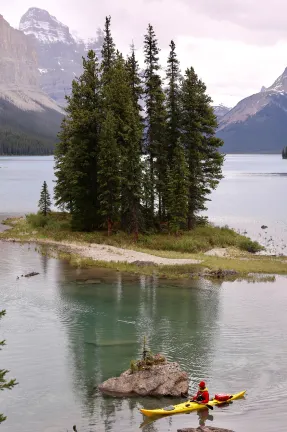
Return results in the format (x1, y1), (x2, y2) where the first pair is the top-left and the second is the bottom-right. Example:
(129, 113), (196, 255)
(199, 381), (205, 388)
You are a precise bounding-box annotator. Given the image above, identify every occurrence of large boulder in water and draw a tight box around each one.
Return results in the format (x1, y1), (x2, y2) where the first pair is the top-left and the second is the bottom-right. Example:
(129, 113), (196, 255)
(98, 362), (188, 397)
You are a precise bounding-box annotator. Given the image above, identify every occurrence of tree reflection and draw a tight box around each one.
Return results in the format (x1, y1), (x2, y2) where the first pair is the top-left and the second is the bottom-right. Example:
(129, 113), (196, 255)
(56, 270), (222, 431)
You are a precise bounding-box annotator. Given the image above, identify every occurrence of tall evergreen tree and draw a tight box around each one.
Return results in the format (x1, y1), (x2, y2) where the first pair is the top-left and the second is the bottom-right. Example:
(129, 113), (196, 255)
(121, 109), (143, 239)
(98, 110), (121, 235)
(126, 43), (144, 152)
(166, 139), (189, 234)
(38, 181), (52, 216)
(166, 40), (181, 162)
(54, 118), (74, 212)
(102, 53), (143, 236)
(181, 67), (224, 229)
(54, 50), (102, 231)
(126, 43), (143, 115)
(101, 16), (116, 79)
(1, 310), (17, 424)
(143, 24), (167, 224)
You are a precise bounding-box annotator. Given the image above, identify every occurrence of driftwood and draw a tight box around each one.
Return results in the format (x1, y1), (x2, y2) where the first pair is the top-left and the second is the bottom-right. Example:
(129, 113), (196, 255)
(23, 272), (40, 278)
(178, 427), (234, 432)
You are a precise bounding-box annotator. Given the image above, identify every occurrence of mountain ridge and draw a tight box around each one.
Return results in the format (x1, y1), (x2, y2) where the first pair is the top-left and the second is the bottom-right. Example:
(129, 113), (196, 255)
(0, 13), (63, 155)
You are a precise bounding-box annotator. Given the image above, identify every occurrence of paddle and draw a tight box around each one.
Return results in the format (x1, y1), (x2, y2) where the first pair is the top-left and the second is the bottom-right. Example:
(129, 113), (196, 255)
(181, 394), (214, 410)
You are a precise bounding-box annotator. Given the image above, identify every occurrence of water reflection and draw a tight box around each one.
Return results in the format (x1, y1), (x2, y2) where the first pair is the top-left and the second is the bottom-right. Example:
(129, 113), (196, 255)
(56, 271), (221, 431)
(2, 243), (287, 432)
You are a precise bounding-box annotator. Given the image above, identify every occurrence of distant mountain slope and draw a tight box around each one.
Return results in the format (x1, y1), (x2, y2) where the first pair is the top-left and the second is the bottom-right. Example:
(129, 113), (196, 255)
(217, 68), (287, 153)
(19, 8), (103, 106)
(0, 14), (63, 155)
(213, 104), (231, 121)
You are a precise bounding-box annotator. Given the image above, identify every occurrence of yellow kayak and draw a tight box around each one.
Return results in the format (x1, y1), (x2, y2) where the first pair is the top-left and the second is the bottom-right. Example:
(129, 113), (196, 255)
(140, 390), (246, 417)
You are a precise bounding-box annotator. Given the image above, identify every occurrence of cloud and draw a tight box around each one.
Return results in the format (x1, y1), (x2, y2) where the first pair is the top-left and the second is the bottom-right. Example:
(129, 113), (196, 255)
(2, 0), (287, 106)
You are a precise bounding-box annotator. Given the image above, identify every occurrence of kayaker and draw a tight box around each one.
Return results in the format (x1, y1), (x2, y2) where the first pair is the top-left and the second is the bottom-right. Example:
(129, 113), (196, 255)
(191, 381), (209, 404)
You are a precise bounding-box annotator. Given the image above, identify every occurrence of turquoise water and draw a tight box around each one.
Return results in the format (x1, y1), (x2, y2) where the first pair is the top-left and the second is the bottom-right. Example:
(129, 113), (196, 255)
(1, 155), (287, 432)
(1, 242), (287, 432)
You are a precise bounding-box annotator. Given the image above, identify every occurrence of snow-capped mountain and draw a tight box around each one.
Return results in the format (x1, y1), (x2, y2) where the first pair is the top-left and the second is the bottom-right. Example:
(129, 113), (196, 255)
(19, 8), (103, 106)
(0, 13), (63, 153)
(19, 7), (74, 44)
(217, 67), (287, 153)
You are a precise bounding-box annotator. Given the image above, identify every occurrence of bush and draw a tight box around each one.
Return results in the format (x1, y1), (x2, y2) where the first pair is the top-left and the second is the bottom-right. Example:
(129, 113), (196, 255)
(26, 213), (48, 228)
(239, 239), (264, 254)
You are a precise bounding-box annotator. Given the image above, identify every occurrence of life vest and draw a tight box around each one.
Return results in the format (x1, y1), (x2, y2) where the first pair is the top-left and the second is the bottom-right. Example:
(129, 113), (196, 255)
(198, 387), (208, 394)
(196, 387), (209, 401)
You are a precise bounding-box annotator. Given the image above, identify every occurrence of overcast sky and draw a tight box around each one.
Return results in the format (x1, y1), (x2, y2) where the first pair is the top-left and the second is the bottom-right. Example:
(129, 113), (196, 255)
(3, 0), (287, 107)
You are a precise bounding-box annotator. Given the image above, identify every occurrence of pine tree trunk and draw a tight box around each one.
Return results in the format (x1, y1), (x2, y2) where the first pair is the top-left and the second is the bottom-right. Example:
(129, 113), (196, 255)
(132, 206), (139, 242)
(150, 156), (154, 218)
(107, 218), (113, 236)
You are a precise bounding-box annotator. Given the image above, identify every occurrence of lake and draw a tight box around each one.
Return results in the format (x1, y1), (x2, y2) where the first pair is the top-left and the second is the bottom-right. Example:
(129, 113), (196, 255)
(0, 155), (287, 432)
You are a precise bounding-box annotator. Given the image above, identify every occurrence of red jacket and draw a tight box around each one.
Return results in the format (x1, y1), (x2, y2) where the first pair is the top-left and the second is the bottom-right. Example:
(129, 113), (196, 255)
(193, 387), (209, 404)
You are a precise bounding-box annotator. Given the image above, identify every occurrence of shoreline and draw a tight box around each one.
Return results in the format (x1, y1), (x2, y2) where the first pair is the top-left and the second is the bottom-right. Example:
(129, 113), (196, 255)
(1, 215), (287, 280)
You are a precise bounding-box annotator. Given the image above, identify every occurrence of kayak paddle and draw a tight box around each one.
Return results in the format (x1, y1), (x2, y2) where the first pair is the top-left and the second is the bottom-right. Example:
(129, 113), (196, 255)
(182, 396), (214, 411)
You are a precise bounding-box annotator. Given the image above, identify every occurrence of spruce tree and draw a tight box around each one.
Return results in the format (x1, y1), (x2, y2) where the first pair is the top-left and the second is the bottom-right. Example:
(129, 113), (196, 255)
(98, 110), (121, 235)
(1, 310), (17, 424)
(54, 50), (102, 231)
(38, 181), (52, 216)
(121, 108), (143, 239)
(166, 139), (189, 234)
(143, 24), (167, 224)
(181, 67), (224, 229)
(102, 53), (143, 236)
(101, 16), (116, 79)
(166, 40), (181, 162)
(54, 118), (73, 212)
(126, 43), (143, 116)
(126, 43), (144, 151)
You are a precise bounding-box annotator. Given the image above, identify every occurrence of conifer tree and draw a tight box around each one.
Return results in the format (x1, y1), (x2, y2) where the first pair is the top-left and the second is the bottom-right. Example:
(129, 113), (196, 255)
(166, 139), (189, 234)
(142, 157), (154, 229)
(98, 110), (121, 235)
(1, 310), (17, 424)
(181, 67), (224, 229)
(54, 50), (102, 231)
(38, 181), (52, 216)
(54, 118), (74, 212)
(102, 53), (143, 236)
(126, 43), (144, 151)
(101, 16), (116, 79)
(121, 109), (143, 239)
(126, 43), (143, 116)
(143, 24), (167, 224)
(166, 40), (181, 162)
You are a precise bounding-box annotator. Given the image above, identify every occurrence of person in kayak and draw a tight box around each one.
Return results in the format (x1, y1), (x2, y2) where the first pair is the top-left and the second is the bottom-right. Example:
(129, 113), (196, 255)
(191, 381), (210, 404)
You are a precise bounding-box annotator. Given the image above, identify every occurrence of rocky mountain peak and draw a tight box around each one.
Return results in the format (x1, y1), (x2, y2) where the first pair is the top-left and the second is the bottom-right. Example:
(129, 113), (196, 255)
(267, 66), (287, 94)
(19, 7), (74, 45)
(18, 8), (103, 106)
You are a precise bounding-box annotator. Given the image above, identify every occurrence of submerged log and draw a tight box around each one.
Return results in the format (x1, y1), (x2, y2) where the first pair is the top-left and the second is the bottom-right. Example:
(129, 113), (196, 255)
(178, 428), (234, 432)
(24, 272), (40, 278)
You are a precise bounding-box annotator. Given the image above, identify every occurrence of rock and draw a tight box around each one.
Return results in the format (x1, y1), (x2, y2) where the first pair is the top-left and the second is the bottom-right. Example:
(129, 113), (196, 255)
(131, 261), (156, 267)
(205, 269), (238, 278)
(178, 428), (234, 432)
(204, 248), (229, 257)
(99, 362), (188, 397)
(24, 272), (40, 278)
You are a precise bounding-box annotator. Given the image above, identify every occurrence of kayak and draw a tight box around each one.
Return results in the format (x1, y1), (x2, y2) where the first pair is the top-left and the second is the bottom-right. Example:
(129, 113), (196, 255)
(140, 390), (246, 417)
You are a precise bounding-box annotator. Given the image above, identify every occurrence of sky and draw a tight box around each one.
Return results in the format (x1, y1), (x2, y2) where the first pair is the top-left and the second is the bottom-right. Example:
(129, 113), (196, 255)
(3, 0), (287, 107)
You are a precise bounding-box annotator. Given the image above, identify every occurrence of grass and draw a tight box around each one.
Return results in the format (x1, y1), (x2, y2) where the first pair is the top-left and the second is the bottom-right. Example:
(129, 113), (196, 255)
(1, 212), (286, 279)
(3, 212), (263, 254)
